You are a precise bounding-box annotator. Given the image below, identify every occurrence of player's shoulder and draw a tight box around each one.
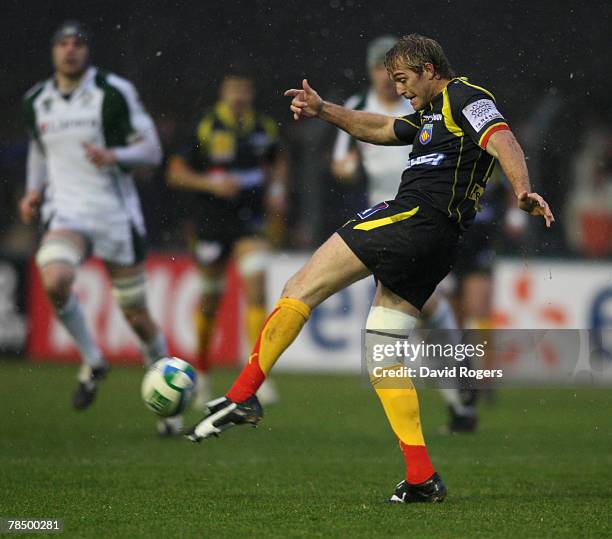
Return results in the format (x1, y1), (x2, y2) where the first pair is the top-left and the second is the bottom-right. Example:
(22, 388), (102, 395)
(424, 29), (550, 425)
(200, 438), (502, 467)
(195, 107), (218, 140)
(447, 77), (498, 103)
(95, 68), (138, 98)
(195, 106), (217, 128)
(23, 78), (50, 105)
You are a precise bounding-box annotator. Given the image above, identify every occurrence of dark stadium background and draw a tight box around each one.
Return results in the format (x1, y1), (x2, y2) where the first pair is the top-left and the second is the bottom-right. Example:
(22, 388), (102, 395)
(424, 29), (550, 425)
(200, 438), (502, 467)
(0, 3), (611, 536)
(1, 0), (610, 249)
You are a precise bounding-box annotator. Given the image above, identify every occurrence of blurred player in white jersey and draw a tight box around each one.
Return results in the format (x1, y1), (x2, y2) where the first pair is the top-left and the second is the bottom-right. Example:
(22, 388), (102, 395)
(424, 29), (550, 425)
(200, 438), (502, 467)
(19, 21), (178, 435)
(332, 36), (477, 432)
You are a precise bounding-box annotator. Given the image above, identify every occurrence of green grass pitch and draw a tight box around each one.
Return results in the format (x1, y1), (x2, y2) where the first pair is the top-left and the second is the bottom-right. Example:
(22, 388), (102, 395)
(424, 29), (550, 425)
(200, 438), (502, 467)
(1, 360), (611, 538)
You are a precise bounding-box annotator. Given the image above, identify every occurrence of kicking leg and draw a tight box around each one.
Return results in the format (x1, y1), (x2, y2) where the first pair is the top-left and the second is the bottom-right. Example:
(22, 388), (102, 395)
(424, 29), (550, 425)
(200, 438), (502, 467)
(186, 232), (370, 440)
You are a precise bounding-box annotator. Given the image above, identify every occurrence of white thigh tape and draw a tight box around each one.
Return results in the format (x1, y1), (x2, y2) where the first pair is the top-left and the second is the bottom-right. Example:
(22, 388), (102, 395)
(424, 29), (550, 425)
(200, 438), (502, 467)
(112, 274), (147, 309)
(366, 306), (418, 331)
(35, 238), (83, 268)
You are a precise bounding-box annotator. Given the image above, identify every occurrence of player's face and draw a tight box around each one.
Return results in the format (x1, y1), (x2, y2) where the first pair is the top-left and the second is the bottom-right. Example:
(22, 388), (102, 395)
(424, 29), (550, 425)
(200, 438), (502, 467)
(369, 64), (397, 101)
(52, 36), (89, 78)
(390, 61), (436, 111)
(220, 77), (255, 115)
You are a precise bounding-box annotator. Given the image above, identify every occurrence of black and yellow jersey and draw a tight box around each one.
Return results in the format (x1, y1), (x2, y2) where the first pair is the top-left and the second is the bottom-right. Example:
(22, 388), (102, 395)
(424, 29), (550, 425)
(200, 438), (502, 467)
(393, 77), (510, 229)
(181, 101), (279, 191)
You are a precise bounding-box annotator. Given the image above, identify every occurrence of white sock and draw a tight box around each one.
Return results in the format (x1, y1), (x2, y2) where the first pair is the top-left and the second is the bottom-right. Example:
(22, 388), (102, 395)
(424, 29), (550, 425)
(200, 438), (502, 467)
(56, 295), (105, 369)
(141, 332), (168, 367)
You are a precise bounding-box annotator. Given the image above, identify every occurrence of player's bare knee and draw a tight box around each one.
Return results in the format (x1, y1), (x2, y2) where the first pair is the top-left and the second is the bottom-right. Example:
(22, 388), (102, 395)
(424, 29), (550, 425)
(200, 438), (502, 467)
(36, 236), (82, 307)
(281, 271), (325, 307)
(40, 265), (74, 308)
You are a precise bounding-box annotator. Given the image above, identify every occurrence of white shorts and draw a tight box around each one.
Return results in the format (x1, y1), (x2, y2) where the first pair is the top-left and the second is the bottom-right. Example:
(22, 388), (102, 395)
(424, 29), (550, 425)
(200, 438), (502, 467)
(46, 211), (147, 266)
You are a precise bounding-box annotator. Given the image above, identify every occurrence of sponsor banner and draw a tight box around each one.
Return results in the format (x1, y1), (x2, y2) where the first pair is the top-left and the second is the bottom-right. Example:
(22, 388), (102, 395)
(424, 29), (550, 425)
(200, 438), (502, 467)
(0, 256), (28, 356)
(462, 99), (503, 132)
(492, 259), (612, 330)
(27, 254), (241, 365)
(492, 259), (612, 384)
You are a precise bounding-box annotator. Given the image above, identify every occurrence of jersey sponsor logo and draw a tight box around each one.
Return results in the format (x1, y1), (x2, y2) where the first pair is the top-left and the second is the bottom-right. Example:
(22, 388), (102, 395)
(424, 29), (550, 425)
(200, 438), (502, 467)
(404, 152), (445, 169)
(38, 117), (99, 134)
(462, 99), (504, 132)
(419, 123), (433, 145)
(421, 113), (442, 122)
(357, 201), (389, 220)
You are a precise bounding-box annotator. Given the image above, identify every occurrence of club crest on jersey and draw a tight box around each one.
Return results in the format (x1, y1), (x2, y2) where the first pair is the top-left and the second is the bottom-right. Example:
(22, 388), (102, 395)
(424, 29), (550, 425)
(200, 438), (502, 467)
(419, 123), (433, 145)
(358, 201), (389, 220)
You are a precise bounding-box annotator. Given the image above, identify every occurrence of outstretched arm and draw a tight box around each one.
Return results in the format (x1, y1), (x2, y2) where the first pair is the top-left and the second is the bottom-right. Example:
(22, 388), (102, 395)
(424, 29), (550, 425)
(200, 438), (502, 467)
(486, 130), (555, 227)
(284, 79), (403, 146)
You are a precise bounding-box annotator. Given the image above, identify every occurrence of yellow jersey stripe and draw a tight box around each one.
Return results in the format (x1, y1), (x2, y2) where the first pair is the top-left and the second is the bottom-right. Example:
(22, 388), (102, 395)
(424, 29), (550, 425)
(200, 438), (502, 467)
(457, 79), (496, 101)
(397, 117), (420, 129)
(447, 136), (464, 217)
(442, 88), (464, 137)
(353, 206), (420, 231)
(457, 149), (483, 222)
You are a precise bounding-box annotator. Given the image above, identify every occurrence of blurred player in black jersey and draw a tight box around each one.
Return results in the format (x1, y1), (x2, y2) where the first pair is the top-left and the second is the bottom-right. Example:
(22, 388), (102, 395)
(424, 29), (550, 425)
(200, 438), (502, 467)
(187, 34), (554, 503)
(167, 69), (286, 410)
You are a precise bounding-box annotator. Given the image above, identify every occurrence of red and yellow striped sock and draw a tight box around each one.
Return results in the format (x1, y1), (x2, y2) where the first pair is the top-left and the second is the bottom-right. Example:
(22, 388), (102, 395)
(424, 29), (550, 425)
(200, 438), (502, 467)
(227, 298), (311, 402)
(374, 383), (435, 484)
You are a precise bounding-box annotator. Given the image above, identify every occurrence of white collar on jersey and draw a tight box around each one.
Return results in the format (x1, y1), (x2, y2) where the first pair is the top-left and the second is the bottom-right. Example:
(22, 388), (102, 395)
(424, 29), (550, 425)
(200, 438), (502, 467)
(48, 65), (97, 100)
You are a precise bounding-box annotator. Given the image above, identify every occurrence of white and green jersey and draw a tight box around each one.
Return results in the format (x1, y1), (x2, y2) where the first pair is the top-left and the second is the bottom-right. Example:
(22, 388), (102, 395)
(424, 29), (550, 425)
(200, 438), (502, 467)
(23, 66), (161, 237)
(332, 89), (414, 204)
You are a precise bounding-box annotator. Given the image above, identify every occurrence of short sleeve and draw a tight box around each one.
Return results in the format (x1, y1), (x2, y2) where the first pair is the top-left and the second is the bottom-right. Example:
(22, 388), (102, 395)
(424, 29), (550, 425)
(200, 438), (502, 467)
(393, 113), (421, 143)
(460, 96), (510, 149)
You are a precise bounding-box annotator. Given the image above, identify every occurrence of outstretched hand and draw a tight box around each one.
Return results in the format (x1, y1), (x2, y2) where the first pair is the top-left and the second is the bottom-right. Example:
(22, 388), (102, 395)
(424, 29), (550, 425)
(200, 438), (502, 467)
(517, 191), (555, 228)
(283, 79), (324, 120)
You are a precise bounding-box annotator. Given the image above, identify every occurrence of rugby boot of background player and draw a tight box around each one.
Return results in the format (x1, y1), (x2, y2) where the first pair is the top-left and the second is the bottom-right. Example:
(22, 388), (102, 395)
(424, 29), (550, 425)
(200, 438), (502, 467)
(72, 363), (109, 410)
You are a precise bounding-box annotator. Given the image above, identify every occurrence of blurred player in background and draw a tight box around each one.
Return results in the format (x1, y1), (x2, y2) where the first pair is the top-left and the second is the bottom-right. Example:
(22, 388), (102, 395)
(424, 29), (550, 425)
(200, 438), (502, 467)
(18, 22), (177, 433)
(332, 36), (477, 433)
(188, 34), (554, 502)
(167, 69), (286, 410)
